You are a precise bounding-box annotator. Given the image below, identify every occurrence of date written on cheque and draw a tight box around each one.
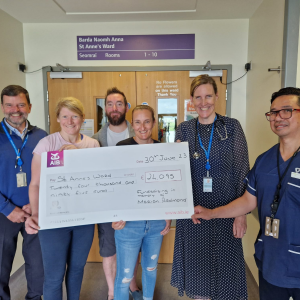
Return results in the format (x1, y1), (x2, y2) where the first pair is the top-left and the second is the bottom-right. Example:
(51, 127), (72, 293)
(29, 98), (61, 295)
(145, 170), (181, 183)
(142, 153), (187, 164)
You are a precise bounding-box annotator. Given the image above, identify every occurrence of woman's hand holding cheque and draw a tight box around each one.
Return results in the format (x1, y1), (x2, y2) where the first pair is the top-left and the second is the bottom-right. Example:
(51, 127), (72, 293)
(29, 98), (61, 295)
(112, 220), (126, 230)
(25, 215), (40, 234)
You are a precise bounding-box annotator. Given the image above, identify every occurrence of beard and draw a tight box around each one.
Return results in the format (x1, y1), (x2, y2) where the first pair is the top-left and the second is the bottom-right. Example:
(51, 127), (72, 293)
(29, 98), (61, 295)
(107, 111), (126, 126)
(5, 112), (27, 127)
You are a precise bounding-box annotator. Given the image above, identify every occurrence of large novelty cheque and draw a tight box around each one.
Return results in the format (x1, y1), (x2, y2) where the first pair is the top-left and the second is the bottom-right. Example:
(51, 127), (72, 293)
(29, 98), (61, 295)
(39, 142), (194, 229)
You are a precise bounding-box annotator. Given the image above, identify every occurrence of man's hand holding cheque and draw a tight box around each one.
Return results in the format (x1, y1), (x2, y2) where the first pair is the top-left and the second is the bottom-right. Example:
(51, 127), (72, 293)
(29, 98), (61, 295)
(191, 205), (214, 224)
(191, 191), (258, 225)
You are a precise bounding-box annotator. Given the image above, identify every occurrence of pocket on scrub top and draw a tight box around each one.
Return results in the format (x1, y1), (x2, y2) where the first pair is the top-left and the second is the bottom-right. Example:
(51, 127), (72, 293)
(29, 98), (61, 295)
(286, 244), (300, 278)
(287, 182), (300, 204)
(254, 238), (264, 261)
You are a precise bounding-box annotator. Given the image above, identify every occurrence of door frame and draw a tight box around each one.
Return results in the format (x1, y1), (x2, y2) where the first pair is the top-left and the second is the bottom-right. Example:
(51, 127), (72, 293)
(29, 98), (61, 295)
(42, 65), (232, 133)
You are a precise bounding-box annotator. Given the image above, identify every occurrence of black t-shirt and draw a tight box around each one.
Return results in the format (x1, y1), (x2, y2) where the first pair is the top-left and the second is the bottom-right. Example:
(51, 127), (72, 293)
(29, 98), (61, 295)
(116, 137), (160, 146)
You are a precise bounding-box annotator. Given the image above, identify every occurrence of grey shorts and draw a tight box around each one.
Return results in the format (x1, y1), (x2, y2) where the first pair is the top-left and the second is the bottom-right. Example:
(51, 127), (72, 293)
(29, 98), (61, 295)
(97, 222), (116, 257)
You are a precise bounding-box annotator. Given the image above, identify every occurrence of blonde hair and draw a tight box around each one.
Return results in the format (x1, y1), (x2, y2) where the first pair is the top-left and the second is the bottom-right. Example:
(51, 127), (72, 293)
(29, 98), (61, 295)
(132, 105), (155, 121)
(55, 97), (84, 118)
(190, 75), (218, 97)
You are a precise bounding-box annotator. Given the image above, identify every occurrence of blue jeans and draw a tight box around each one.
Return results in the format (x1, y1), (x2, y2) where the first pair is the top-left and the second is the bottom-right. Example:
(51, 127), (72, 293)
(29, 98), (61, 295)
(38, 224), (94, 300)
(114, 220), (166, 300)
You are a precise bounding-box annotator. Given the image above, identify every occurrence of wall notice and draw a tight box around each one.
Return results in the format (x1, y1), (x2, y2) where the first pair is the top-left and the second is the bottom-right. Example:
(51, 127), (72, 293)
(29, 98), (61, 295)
(184, 100), (198, 121)
(80, 119), (94, 137)
(155, 80), (179, 97)
(77, 34), (195, 60)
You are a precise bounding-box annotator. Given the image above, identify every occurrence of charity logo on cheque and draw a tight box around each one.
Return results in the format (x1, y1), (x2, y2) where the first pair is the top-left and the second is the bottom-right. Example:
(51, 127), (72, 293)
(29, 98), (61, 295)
(47, 151), (64, 168)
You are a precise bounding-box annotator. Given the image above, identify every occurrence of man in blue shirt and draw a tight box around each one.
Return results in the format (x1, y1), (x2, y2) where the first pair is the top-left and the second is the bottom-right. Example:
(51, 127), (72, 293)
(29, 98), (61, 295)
(191, 87), (300, 300)
(0, 85), (47, 300)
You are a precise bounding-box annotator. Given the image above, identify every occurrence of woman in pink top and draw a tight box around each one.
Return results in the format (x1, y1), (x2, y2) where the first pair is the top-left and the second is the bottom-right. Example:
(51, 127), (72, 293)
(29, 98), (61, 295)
(25, 97), (99, 300)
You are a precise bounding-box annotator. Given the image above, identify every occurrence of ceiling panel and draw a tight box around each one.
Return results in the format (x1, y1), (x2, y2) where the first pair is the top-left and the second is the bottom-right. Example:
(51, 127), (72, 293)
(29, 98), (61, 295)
(54, 0), (197, 14)
(0, 0), (263, 23)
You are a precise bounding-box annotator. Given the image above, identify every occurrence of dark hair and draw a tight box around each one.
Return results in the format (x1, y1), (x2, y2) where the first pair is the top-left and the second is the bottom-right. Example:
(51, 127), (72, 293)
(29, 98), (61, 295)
(190, 75), (218, 97)
(270, 87), (300, 106)
(1, 85), (30, 105)
(132, 105), (155, 121)
(105, 87), (127, 106)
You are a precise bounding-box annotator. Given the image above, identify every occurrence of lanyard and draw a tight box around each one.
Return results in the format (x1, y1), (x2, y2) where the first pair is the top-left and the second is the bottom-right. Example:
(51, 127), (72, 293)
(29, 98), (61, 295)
(1, 121), (29, 168)
(197, 115), (217, 175)
(270, 145), (300, 220)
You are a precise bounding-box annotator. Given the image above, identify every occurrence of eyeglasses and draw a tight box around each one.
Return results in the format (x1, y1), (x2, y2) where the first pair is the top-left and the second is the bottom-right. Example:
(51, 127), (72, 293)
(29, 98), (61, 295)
(106, 102), (125, 108)
(265, 108), (300, 121)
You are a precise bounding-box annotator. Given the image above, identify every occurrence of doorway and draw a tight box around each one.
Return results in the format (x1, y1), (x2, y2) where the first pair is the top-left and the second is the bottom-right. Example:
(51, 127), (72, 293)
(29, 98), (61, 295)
(157, 97), (178, 143)
(96, 98), (107, 131)
(45, 68), (230, 137)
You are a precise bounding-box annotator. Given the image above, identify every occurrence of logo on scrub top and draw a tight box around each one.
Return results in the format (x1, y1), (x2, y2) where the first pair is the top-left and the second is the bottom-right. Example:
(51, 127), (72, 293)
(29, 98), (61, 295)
(47, 151), (64, 168)
(296, 168), (300, 173)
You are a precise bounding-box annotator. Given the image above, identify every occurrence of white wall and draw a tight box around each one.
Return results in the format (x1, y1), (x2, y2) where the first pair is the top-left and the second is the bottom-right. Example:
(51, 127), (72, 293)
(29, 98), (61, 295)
(23, 19), (249, 130)
(0, 9), (26, 119)
(246, 0), (284, 166)
(242, 0), (285, 284)
(0, 9), (26, 274)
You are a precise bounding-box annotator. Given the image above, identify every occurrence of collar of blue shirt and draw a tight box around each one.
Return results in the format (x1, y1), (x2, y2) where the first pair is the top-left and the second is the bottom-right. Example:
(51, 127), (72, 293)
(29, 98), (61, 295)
(4, 119), (28, 140)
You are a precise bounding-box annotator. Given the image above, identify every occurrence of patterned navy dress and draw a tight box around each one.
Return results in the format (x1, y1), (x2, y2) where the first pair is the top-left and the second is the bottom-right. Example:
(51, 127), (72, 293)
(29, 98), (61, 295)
(171, 115), (249, 300)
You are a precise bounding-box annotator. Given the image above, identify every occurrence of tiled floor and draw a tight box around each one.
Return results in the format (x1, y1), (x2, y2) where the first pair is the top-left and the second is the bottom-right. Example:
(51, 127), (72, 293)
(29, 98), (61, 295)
(10, 262), (259, 299)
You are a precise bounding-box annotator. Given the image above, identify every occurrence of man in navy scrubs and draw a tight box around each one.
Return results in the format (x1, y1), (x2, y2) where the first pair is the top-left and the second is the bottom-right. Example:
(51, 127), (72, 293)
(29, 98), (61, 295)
(191, 87), (300, 300)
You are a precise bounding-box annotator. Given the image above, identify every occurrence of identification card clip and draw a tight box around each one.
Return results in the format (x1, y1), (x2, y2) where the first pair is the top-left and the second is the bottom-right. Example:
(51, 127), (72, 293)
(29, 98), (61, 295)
(203, 177), (212, 192)
(16, 172), (27, 187)
(265, 216), (280, 239)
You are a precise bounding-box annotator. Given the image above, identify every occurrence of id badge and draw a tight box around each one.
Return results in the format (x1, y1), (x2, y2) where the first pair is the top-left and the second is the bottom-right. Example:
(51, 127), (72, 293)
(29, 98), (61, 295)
(265, 217), (280, 239)
(16, 172), (27, 187)
(291, 172), (300, 179)
(203, 177), (212, 192)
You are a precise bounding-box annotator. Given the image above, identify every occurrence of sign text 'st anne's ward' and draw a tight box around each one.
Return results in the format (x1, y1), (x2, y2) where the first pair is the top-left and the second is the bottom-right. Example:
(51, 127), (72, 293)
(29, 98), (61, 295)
(77, 34), (195, 61)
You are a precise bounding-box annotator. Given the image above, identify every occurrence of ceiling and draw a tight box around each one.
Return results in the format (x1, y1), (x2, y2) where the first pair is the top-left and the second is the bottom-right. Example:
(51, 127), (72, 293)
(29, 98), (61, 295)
(0, 0), (263, 23)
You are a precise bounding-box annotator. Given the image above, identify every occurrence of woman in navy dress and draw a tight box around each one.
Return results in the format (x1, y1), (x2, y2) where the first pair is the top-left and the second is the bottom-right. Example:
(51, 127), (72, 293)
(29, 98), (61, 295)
(171, 75), (249, 300)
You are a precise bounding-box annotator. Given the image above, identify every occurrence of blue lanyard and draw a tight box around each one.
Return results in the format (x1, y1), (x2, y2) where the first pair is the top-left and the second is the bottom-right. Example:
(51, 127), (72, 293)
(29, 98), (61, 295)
(197, 116), (217, 173)
(1, 121), (29, 168)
